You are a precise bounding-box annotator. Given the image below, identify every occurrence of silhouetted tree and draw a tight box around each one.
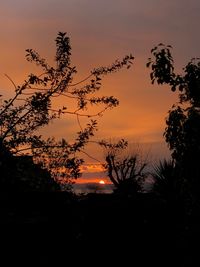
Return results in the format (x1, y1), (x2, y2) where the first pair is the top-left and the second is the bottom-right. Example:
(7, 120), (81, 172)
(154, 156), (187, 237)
(147, 43), (200, 202)
(101, 140), (148, 194)
(0, 32), (134, 190)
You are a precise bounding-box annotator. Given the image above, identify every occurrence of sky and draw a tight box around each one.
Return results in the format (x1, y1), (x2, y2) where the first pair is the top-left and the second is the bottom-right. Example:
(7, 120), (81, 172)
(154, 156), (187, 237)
(1, 0), (200, 183)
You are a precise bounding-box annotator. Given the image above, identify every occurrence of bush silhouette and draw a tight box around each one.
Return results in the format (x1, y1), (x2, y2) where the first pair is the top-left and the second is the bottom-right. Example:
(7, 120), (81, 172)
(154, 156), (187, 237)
(0, 142), (59, 192)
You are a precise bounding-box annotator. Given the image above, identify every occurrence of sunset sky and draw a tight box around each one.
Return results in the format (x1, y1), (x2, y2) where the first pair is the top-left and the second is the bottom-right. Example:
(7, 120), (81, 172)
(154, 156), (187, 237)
(1, 0), (200, 183)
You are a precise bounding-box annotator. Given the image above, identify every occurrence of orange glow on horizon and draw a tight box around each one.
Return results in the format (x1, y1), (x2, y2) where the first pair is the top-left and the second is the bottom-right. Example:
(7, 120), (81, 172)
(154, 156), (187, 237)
(75, 177), (111, 184)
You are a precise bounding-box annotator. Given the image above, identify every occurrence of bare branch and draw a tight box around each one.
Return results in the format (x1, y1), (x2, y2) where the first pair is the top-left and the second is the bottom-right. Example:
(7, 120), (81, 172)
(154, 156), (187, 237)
(4, 74), (17, 90)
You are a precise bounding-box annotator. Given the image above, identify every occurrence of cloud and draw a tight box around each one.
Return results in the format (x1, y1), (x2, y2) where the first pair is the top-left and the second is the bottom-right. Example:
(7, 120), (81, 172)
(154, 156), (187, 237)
(1, 0), (200, 167)
(80, 164), (105, 173)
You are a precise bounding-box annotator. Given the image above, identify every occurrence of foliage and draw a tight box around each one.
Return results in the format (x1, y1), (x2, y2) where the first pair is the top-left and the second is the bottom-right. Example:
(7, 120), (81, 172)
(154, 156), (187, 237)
(147, 43), (200, 198)
(0, 142), (59, 192)
(100, 140), (148, 194)
(0, 32), (134, 189)
(152, 159), (181, 201)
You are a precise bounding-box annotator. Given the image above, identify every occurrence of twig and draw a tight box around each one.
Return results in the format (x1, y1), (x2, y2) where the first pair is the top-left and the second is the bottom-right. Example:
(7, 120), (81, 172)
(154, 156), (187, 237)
(79, 149), (102, 163)
(76, 114), (83, 131)
(68, 74), (93, 87)
(4, 74), (17, 90)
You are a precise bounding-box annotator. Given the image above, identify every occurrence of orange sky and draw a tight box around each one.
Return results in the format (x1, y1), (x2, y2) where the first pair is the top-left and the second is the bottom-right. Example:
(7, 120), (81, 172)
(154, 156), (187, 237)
(1, 0), (200, 183)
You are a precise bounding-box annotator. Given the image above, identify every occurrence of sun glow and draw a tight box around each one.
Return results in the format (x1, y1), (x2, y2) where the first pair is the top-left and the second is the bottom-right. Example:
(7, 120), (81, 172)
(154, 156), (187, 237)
(99, 180), (105, 185)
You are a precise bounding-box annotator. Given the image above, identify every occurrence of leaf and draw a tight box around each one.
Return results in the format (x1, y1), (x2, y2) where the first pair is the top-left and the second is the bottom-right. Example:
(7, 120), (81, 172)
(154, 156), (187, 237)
(146, 62), (151, 68)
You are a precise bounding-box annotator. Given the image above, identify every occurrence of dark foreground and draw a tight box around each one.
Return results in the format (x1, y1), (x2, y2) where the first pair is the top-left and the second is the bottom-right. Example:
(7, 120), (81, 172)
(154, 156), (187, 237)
(0, 192), (199, 266)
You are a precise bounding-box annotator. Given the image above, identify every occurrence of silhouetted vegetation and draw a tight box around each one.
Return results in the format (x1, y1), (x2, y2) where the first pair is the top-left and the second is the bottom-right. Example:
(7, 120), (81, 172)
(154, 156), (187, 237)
(101, 139), (148, 194)
(151, 159), (180, 200)
(0, 32), (133, 190)
(148, 44), (200, 210)
(146, 44), (200, 265)
(1, 38), (200, 266)
(0, 142), (60, 192)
